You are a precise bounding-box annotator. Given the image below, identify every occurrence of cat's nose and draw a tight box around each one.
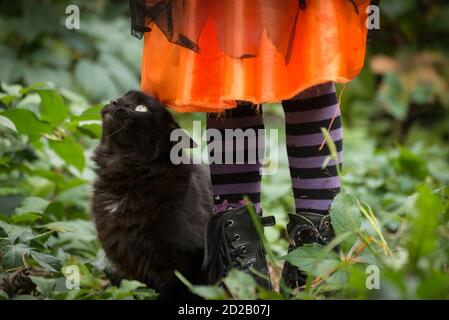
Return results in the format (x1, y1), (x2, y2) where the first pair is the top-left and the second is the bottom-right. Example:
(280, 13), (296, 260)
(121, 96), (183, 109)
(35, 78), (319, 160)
(101, 100), (119, 116)
(101, 106), (111, 116)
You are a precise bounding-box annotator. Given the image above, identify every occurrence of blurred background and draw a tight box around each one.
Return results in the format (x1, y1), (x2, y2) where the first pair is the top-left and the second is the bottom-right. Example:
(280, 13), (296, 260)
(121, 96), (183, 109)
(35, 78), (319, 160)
(0, 0), (448, 300)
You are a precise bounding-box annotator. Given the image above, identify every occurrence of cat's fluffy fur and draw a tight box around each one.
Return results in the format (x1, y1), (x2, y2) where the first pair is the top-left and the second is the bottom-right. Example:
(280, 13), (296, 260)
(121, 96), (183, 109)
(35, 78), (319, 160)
(92, 91), (212, 299)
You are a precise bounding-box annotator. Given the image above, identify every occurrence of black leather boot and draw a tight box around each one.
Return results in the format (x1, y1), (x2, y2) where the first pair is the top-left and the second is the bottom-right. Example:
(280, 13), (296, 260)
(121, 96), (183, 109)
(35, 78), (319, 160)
(281, 212), (334, 290)
(202, 205), (276, 290)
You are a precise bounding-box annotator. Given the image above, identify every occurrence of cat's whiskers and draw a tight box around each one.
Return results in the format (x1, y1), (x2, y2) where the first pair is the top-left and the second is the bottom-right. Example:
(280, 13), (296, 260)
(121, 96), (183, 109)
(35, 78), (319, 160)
(106, 123), (126, 138)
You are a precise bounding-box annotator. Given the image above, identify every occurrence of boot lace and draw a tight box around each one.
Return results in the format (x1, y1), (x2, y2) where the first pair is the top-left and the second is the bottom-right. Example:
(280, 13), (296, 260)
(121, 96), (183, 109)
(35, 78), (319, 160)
(202, 214), (249, 283)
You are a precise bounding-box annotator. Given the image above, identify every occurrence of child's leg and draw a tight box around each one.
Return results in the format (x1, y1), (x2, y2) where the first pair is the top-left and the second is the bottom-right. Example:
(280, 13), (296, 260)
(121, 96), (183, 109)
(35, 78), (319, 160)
(206, 102), (264, 215)
(204, 103), (274, 289)
(282, 82), (342, 215)
(280, 82), (342, 289)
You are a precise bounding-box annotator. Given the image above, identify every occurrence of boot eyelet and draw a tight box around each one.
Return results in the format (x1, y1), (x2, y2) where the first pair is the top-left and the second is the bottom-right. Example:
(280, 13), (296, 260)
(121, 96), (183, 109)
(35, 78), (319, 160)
(323, 237), (328, 242)
(247, 261), (253, 267)
(226, 219), (234, 227)
(234, 233), (240, 241)
(240, 245), (246, 253)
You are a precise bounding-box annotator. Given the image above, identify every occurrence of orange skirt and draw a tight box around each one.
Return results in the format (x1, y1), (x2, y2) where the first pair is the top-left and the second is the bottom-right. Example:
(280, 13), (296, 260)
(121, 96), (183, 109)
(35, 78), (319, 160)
(139, 0), (371, 112)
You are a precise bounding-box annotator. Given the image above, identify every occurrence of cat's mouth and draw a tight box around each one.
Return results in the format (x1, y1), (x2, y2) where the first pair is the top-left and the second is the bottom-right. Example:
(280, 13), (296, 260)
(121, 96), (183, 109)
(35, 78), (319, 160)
(101, 106), (128, 137)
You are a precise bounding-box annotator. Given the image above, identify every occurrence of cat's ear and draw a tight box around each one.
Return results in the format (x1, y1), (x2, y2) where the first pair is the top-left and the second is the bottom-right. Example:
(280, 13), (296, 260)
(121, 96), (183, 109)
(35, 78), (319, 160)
(168, 119), (180, 131)
(123, 90), (140, 97)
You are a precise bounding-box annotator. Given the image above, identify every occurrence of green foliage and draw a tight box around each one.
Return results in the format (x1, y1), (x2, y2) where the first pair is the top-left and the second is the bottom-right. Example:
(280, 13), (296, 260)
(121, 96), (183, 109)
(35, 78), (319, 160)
(0, 0), (141, 102)
(282, 243), (340, 278)
(0, 0), (448, 300)
(329, 190), (361, 252)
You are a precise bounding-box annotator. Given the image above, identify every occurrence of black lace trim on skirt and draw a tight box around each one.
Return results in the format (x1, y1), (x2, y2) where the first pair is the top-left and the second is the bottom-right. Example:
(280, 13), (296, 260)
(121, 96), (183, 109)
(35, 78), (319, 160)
(129, 0), (379, 61)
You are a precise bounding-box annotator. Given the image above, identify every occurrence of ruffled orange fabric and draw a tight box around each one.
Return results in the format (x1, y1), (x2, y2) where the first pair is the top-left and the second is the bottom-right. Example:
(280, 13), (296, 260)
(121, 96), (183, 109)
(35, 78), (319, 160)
(140, 0), (370, 112)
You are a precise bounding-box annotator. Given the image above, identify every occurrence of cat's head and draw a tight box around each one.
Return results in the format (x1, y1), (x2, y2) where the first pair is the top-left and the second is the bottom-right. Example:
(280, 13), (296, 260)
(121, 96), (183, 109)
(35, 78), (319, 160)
(99, 91), (180, 162)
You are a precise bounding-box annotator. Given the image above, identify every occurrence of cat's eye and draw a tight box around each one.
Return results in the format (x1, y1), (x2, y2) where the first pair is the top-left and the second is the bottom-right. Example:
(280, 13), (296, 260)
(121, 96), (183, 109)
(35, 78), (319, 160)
(135, 105), (148, 112)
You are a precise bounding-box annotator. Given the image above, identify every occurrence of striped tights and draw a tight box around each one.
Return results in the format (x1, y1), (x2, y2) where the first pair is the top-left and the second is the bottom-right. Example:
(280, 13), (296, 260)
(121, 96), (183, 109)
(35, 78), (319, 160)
(206, 82), (342, 216)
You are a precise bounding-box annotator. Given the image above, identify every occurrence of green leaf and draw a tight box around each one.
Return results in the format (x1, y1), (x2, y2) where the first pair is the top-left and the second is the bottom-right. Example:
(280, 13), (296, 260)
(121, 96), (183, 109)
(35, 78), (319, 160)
(0, 220), (33, 243)
(0, 93), (19, 105)
(258, 289), (284, 300)
(0, 84), (22, 105)
(321, 128), (338, 160)
(330, 190), (362, 251)
(185, 285), (227, 300)
(29, 276), (56, 298)
(0, 243), (31, 270)
(118, 279), (146, 292)
(416, 272), (449, 299)
(0, 289), (8, 300)
(49, 137), (85, 172)
(43, 221), (97, 256)
(20, 82), (54, 95)
(0, 115), (17, 132)
(62, 288), (95, 300)
(281, 243), (340, 277)
(43, 221), (96, 240)
(131, 288), (159, 300)
(394, 147), (428, 180)
(30, 251), (62, 272)
(175, 271), (227, 299)
(1, 83), (22, 96)
(15, 197), (50, 215)
(1, 108), (51, 136)
(406, 186), (444, 264)
(74, 104), (103, 121)
(104, 280), (154, 300)
(28, 230), (56, 244)
(43, 201), (65, 220)
(11, 212), (42, 224)
(99, 54), (139, 92)
(75, 60), (119, 101)
(222, 269), (258, 300)
(37, 89), (69, 127)
(77, 123), (102, 139)
(12, 196), (50, 224)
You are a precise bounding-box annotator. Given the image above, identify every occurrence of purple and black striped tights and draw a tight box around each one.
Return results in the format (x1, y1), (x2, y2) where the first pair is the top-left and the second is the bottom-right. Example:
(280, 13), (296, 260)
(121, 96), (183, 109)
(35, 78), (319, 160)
(206, 82), (342, 218)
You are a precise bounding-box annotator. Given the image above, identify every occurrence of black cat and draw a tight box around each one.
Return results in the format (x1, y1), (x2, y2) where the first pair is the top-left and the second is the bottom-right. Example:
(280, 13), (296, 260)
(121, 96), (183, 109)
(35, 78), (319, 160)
(92, 91), (213, 299)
